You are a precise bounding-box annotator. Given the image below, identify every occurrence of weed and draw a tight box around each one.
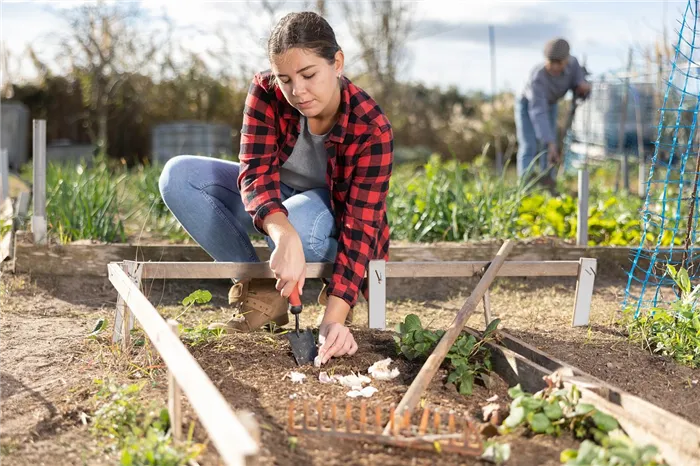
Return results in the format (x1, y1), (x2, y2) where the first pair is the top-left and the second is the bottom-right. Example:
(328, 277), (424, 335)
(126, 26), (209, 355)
(624, 264), (700, 368)
(393, 314), (500, 395)
(90, 379), (204, 465)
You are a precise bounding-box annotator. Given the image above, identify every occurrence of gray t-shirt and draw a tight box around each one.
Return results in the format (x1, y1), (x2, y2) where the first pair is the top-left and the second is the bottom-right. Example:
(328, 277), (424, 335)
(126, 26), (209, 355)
(521, 56), (586, 144)
(279, 115), (329, 191)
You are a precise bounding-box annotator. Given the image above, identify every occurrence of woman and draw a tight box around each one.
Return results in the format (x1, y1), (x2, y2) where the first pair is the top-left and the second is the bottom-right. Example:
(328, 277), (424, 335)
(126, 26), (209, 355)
(158, 11), (393, 366)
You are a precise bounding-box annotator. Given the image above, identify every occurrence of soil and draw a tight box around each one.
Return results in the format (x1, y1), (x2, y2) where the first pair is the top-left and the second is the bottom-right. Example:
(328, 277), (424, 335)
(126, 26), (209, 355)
(1, 268), (699, 465)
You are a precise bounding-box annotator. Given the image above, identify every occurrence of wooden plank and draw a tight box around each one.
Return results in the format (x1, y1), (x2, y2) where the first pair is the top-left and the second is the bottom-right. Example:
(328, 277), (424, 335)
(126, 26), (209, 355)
(572, 257), (597, 327)
(108, 263), (258, 464)
(496, 331), (700, 466)
(136, 260), (580, 280)
(11, 230), (688, 278)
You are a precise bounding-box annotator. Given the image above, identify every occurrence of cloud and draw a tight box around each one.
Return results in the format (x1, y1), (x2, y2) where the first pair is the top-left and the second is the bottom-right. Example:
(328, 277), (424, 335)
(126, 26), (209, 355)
(411, 17), (569, 49)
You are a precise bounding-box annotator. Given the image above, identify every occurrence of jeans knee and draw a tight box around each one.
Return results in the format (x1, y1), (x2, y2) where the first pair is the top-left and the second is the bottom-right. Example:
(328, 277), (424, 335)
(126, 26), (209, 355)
(159, 155), (195, 203)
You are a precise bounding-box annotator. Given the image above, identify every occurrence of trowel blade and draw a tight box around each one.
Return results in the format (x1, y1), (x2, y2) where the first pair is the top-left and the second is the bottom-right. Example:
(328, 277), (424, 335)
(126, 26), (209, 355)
(286, 330), (318, 366)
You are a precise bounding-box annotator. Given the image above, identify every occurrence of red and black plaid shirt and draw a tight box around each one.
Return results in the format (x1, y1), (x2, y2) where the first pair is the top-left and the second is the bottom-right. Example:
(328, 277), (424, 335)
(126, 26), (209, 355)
(238, 70), (393, 307)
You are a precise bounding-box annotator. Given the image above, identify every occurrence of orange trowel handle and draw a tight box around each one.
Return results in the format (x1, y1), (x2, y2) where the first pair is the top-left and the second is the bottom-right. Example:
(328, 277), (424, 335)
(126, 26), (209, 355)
(288, 287), (302, 308)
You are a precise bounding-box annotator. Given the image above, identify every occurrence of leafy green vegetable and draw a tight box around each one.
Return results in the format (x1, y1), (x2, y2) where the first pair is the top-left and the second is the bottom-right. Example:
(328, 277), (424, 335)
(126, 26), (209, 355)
(393, 313), (499, 395)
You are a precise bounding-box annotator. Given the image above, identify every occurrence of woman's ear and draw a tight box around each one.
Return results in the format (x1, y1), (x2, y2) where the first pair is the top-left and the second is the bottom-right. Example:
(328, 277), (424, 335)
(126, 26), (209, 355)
(334, 50), (344, 77)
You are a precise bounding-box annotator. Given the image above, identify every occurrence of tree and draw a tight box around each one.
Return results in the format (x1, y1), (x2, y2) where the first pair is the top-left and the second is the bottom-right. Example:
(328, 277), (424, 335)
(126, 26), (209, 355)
(46, 0), (171, 156)
(341, 0), (414, 106)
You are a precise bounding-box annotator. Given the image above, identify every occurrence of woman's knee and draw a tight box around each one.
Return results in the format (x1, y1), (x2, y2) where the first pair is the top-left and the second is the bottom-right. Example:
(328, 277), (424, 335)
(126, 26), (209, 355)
(158, 155), (197, 199)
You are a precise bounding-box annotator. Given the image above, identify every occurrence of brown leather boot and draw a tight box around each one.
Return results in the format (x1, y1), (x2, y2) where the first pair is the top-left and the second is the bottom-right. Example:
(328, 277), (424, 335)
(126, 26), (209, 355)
(318, 279), (353, 326)
(208, 279), (289, 333)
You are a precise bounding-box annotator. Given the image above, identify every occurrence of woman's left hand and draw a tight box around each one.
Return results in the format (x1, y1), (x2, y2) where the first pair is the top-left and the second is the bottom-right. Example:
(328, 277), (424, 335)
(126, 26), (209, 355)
(318, 321), (358, 365)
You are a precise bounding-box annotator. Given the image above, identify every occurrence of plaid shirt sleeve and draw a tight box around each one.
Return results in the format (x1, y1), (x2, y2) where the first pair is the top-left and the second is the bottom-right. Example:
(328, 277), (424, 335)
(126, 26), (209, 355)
(237, 78), (288, 234)
(327, 124), (394, 307)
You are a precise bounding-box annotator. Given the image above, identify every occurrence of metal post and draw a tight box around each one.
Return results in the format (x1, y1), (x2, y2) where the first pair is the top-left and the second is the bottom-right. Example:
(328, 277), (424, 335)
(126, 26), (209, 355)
(634, 90), (646, 198)
(577, 168), (589, 246)
(0, 148), (8, 202)
(32, 119), (47, 245)
(489, 25), (503, 174)
(618, 48), (633, 193)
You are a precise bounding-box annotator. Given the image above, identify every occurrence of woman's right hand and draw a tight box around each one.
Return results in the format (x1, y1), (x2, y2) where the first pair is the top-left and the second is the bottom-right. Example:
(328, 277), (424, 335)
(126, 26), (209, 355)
(264, 213), (306, 298)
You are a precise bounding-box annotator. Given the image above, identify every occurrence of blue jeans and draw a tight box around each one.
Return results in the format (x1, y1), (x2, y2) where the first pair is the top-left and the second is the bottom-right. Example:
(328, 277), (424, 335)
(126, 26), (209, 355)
(515, 96), (558, 179)
(158, 155), (338, 271)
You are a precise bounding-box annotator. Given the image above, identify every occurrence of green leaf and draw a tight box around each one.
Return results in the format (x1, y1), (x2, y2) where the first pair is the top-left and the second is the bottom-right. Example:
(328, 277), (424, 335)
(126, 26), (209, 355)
(591, 410), (619, 432)
(483, 318), (501, 338)
(403, 314), (422, 332)
(559, 449), (578, 463)
(528, 412), (552, 433)
(182, 289), (212, 307)
(678, 268), (692, 295)
(503, 406), (526, 428)
(574, 403), (595, 416)
(458, 372), (474, 396)
(543, 401), (563, 420)
(89, 318), (107, 338)
(507, 384), (524, 400)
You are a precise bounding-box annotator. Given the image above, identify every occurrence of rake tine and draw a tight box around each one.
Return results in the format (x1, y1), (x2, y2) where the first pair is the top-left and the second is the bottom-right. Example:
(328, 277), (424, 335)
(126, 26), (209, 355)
(360, 401), (367, 433)
(331, 403), (337, 432)
(316, 400), (323, 430)
(389, 404), (396, 436)
(288, 399), (295, 432)
(402, 409), (411, 435)
(418, 406), (430, 435)
(303, 400), (309, 430)
(434, 409), (441, 434)
(375, 405), (382, 435)
(345, 401), (352, 433)
(448, 411), (456, 445)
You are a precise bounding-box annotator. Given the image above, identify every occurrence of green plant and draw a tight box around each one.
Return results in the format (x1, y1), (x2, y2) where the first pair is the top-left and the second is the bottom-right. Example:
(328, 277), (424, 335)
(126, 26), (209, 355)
(561, 434), (663, 466)
(393, 314), (499, 395)
(500, 383), (664, 465)
(500, 384), (618, 440)
(90, 380), (204, 465)
(386, 154), (537, 242)
(45, 158), (128, 244)
(624, 264), (700, 368)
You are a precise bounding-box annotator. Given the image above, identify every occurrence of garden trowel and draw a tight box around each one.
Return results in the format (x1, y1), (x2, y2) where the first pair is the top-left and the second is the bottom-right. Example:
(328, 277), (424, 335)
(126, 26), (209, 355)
(286, 287), (318, 366)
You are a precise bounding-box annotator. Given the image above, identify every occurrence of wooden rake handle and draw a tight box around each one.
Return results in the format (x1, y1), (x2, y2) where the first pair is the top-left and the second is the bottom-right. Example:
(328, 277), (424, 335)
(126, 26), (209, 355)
(384, 239), (516, 435)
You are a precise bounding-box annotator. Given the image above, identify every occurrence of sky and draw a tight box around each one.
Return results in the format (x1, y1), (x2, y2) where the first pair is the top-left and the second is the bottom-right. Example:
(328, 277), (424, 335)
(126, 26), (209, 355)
(0, 0), (689, 95)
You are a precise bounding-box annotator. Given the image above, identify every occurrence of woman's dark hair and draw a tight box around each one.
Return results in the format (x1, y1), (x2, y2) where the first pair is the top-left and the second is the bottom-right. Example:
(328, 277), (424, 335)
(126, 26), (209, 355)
(268, 11), (341, 64)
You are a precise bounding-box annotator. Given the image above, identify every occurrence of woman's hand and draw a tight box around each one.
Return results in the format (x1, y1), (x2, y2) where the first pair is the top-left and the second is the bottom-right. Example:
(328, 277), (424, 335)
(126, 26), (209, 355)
(318, 322), (358, 365)
(317, 295), (357, 365)
(264, 212), (306, 298)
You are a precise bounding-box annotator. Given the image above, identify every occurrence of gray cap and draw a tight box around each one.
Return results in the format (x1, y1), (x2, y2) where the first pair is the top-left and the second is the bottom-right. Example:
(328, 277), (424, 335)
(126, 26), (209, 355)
(544, 38), (570, 61)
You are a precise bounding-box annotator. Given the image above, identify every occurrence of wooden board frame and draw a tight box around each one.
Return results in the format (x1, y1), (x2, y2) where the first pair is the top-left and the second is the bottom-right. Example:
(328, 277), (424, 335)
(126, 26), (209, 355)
(106, 257), (698, 465)
(110, 257), (596, 339)
(107, 263), (259, 466)
(463, 327), (700, 466)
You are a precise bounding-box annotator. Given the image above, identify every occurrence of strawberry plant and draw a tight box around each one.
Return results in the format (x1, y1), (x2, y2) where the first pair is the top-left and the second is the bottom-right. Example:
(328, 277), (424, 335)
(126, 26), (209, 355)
(499, 384), (618, 441)
(501, 383), (665, 465)
(561, 435), (663, 466)
(624, 264), (700, 368)
(393, 314), (500, 395)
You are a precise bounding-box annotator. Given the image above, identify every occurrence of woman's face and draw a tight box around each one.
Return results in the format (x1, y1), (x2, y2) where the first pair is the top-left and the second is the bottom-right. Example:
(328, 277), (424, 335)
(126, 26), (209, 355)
(271, 47), (343, 119)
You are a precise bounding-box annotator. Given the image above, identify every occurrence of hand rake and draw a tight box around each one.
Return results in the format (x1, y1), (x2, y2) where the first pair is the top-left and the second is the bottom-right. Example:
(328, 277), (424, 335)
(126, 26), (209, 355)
(286, 398), (484, 456)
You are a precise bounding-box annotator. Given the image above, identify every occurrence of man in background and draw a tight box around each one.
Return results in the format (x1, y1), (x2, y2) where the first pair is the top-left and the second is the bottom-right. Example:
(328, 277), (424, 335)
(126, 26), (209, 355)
(515, 38), (591, 185)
